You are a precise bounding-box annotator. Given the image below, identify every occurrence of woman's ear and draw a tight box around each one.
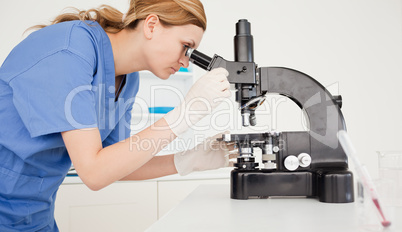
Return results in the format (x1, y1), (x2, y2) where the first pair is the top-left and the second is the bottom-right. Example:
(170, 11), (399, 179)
(143, 14), (159, 40)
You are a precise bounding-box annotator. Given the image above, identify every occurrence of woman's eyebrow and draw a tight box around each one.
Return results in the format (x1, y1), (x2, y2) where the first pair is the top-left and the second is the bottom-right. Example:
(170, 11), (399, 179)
(189, 39), (195, 48)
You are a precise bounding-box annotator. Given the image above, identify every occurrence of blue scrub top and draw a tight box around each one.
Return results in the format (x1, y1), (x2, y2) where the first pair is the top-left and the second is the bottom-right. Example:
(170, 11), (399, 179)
(0, 21), (139, 231)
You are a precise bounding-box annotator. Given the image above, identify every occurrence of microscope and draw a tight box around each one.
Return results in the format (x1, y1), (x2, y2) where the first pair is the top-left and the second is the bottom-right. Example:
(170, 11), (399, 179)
(185, 19), (354, 203)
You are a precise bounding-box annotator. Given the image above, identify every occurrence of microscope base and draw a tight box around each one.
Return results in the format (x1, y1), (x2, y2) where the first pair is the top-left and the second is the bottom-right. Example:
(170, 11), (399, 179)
(230, 169), (354, 203)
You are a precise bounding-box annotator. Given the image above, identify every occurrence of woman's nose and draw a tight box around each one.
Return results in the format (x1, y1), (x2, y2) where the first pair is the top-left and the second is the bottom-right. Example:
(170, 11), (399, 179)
(180, 55), (190, 68)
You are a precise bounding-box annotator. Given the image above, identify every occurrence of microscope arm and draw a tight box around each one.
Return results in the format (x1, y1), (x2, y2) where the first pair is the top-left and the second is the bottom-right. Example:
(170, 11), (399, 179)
(258, 67), (347, 168)
(258, 67), (346, 132)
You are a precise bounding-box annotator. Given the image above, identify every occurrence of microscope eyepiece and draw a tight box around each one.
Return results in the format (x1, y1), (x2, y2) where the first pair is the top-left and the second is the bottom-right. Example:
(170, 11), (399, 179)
(184, 45), (194, 58)
(236, 19), (252, 35)
(234, 19), (254, 63)
(184, 45), (213, 71)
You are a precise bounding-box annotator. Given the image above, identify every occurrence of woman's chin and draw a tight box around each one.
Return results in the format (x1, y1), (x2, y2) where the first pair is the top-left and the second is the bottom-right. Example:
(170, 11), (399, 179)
(149, 70), (170, 80)
(158, 72), (171, 80)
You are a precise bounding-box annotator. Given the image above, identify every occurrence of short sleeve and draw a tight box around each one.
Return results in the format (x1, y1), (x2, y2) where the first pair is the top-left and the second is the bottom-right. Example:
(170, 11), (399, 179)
(9, 50), (98, 138)
(102, 104), (133, 147)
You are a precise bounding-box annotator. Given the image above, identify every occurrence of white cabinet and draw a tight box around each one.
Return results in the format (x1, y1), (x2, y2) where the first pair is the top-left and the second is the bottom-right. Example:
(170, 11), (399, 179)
(54, 181), (157, 232)
(55, 171), (231, 232)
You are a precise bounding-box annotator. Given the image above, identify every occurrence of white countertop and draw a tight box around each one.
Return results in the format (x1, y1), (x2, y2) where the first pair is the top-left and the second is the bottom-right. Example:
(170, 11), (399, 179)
(146, 184), (402, 232)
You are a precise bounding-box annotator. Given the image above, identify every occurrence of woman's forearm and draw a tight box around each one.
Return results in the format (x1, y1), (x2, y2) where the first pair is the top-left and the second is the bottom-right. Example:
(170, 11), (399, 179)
(63, 118), (177, 191)
(120, 154), (177, 181)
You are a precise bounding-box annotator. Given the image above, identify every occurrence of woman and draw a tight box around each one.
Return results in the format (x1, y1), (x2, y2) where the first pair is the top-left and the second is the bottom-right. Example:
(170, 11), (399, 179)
(0, 0), (234, 230)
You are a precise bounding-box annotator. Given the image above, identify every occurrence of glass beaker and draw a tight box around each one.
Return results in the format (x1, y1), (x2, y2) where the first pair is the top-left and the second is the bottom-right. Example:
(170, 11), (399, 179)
(377, 151), (402, 207)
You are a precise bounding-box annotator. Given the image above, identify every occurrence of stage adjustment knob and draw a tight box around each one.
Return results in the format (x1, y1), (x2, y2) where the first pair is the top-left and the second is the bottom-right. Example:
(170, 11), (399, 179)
(284, 155), (299, 171)
(298, 153), (312, 168)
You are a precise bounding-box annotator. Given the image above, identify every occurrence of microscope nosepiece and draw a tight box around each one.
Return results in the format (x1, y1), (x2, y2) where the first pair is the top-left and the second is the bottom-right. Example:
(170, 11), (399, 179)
(249, 112), (257, 126)
(242, 112), (250, 127)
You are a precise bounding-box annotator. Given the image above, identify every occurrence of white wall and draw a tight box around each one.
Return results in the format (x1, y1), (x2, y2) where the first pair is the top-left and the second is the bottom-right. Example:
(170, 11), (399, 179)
(1, 0), (402, 178)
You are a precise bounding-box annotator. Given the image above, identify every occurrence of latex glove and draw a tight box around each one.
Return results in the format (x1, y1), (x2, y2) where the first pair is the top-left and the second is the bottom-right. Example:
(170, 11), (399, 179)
(164, 68), (230, 136)
(174, 132), (237, 176)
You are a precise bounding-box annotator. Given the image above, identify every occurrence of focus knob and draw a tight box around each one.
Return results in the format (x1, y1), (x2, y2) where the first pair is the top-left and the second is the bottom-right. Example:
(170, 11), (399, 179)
(298, 153), (312, 168)
(284, 155), (299, 171)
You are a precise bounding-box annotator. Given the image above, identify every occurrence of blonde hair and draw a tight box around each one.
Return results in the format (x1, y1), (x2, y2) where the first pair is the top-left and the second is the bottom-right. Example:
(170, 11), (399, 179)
(30, 0), (206, 33)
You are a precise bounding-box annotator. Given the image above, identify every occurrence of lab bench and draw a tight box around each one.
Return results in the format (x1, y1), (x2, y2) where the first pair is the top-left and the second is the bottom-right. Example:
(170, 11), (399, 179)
(146, 184), (402, 232)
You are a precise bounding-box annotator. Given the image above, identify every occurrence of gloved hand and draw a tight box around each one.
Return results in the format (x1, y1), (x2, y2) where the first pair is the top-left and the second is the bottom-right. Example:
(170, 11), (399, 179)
(174, 132), (237, 176)
(164, 68), (230, 136)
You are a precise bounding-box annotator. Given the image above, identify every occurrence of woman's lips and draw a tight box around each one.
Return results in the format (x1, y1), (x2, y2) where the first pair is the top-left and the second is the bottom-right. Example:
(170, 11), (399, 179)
(170, 67), (177, 74)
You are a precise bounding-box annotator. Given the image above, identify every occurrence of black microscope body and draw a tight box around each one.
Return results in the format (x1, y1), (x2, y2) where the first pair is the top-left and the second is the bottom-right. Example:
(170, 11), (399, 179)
(185, 19), (354, 203)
